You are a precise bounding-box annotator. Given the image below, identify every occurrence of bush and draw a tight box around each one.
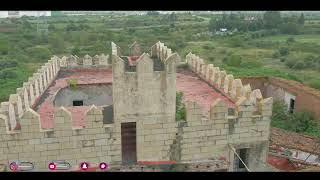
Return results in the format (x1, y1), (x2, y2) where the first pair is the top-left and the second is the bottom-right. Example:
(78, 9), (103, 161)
(287, 37), (295, 44)
(224, 54), (242, 67)
(285, 58), (296, 68)
(271, 100), (319, 135)
(292, 61), (306, 69)
(309, 79), (320, 90)
(279, 47), (289, 56)
(272, 51), (281, 58)
(0, 61), (18, 70)
(0, 38), (9, 55)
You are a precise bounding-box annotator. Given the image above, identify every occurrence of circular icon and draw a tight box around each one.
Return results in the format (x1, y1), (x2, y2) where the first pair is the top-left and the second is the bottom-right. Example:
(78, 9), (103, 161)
(48, 162), (56, 170)
(9, 162), (17, 171)
(99, 162), (108, 170)
(80, 162), (89, 170)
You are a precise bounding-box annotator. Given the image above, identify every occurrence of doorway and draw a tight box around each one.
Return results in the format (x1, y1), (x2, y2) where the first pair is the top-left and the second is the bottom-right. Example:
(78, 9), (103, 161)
(121, 122), (137, 165)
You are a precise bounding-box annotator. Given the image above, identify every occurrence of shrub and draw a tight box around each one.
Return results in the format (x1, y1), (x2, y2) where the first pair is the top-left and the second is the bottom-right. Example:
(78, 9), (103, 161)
(287, 37), (295, 44)
(309, 79), (320, 90)
(272, 51), (281, 58)
(279, 47), (289, 56)
(225, 54), (242, 67)
(271, 100), (319, 136)
(67, 78), (77, 91)
(0, 38), (9, 55)
(288, 111), (316, 133)
(292, 61), (306, 69)
(285, 58), (296, 68)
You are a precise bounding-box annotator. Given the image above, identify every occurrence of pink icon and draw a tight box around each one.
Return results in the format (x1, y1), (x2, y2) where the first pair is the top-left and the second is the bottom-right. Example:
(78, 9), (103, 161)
(99, 162), (108, 170)
(10, 162), (17, 171)
(80, 162), (89, 170)
(48, 162), (56, 170)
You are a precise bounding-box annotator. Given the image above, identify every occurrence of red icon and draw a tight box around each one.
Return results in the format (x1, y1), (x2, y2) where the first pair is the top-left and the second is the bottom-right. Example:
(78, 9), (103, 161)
(99, 162), (108, 170)
(9, 162), (17, 171)
(80, 162), (89, 170)
(48, 162), (56, 170)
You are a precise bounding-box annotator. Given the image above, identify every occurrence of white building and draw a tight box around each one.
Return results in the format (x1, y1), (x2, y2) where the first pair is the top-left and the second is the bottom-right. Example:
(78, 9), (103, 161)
(0, 11), (51, 18)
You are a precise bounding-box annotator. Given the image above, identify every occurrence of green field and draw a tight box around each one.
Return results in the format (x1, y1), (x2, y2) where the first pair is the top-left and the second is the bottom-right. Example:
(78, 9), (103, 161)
(0, 12), (320, 103)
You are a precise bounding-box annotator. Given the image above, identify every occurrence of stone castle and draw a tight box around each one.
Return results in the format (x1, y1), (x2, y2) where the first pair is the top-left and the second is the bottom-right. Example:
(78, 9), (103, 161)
(0, 41), (272, 171)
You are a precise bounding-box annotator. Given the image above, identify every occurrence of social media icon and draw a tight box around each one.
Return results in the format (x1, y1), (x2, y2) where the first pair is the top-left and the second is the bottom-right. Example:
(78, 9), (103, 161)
(99, 162), (108, 170)
(9, 162), (17, 171)
(48, 162), (56, 170)
(80, 162), (89, 170)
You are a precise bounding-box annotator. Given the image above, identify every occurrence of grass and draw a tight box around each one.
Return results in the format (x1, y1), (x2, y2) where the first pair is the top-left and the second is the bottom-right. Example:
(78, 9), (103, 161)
(1, 13), (320, 103)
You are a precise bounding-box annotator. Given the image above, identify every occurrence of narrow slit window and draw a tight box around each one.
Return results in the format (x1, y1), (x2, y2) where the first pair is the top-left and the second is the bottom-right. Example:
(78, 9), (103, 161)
(73, 100), (83, 106)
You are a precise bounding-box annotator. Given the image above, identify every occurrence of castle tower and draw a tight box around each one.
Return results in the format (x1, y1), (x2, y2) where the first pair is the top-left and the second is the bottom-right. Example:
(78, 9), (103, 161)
(111, 41), (180, 163)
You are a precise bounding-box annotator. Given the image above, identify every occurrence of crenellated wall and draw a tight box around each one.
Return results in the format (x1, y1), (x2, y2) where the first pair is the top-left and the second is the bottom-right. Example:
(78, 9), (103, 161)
(0, 56), (60, 133)
(184, 52), (273, 171)
(59, 54), (109, 69)
(0, 54), (110, 135)
(0, 105), (122, 171)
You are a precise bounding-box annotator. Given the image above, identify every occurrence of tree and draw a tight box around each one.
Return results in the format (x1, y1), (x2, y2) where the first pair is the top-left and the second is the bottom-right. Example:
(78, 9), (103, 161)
(298, 13), (305, 25)
(168, 12), (178, 24)
(279, 22), (300, 34)
(263, 11), (282, 29)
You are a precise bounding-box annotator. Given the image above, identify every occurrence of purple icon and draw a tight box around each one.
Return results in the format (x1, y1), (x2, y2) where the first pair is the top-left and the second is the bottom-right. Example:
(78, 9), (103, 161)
(99, 162), (108, 170)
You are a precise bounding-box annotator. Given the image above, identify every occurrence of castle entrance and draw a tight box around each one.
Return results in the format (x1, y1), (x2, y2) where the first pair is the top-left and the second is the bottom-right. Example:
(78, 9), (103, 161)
(121, 122), (137, 165)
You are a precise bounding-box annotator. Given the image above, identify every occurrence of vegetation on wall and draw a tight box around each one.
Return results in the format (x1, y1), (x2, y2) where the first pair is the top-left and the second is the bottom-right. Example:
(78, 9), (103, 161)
(176, 91), (186, 121)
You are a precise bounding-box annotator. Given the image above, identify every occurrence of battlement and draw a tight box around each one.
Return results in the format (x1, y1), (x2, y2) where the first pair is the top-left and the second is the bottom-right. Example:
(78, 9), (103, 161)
(59, 54), (109, 69)
(186, 52), (269, 108)
(0, 57), (60, 133)
(112, 41), (179, 74)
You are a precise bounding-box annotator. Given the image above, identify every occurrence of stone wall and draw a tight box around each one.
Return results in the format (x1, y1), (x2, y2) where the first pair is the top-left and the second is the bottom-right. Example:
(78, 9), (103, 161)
(0, 56), (60, 133)
(59, 54), (109, 69)
(185, 52), (273, 171)
(0, 105), (122, 171)
(111, 41), (180, 161)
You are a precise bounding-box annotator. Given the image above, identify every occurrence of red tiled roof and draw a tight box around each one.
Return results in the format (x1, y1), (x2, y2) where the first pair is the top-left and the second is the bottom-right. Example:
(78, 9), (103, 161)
(176, 70), (235, 114)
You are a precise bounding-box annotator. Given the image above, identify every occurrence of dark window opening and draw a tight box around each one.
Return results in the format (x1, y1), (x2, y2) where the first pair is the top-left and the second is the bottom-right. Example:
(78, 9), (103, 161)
(73, 100), (83, 106)
(228, 108), (235, 116)
(289, 98), (295, 114)
(228, 119), (235, 134)
(234, 148), (249, 172)
(103, 105), (114, 124)
(153, 58), (164, 71)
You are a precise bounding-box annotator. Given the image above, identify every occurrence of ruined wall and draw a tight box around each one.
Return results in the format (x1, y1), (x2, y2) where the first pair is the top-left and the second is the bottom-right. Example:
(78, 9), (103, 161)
(112, 41), (180, 161)
(184, 52), (273, 171)
(241, 77), (320, 119)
